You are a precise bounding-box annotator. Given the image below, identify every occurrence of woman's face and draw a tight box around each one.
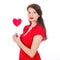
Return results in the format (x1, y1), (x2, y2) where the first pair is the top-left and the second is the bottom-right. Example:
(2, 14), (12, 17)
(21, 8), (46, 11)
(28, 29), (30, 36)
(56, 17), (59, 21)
(27, 7), (40, 23)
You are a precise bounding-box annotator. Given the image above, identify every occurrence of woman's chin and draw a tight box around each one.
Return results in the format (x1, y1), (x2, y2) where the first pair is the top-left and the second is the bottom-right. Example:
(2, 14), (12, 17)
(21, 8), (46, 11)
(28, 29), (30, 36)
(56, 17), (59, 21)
(29, 19), (35, 22)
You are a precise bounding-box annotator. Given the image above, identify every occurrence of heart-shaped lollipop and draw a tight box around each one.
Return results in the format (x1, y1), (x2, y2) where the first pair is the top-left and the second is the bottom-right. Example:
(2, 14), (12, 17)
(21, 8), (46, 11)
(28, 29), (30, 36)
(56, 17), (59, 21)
(13, 18), (22, 27)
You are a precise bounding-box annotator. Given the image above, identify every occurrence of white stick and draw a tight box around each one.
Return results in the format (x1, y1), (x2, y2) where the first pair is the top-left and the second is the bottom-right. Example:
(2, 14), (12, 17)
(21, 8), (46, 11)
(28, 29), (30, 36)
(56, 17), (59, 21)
(16, 27), (18, 37)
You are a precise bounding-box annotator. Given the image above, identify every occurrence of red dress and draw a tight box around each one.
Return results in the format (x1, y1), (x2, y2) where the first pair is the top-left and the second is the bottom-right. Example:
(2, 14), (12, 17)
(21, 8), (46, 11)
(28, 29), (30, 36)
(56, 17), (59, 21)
(19, 24), (45, 60)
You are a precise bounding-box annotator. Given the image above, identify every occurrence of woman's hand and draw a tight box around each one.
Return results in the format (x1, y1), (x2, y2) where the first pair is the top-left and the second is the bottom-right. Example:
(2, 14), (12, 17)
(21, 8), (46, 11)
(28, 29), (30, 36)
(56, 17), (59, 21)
(13, 33), (20, 44)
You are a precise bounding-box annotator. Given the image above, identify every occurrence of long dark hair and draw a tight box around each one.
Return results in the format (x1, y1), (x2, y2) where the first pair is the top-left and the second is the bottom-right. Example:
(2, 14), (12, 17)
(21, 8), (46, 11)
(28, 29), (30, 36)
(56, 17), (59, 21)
(27, 4), (47, 40)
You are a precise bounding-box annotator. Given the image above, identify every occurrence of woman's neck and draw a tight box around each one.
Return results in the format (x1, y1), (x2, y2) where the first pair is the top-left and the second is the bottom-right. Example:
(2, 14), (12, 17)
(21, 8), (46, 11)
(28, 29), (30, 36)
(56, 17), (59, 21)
(30, 22), (37, 28)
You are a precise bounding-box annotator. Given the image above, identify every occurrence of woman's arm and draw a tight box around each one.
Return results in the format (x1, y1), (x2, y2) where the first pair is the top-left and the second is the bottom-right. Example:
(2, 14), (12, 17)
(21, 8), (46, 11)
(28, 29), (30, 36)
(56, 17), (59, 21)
(13, 34), (42, 58)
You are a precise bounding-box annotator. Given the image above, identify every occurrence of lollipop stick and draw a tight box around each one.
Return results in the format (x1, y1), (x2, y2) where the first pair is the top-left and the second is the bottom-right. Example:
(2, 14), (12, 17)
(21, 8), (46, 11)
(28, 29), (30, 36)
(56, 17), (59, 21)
(16, 27), (17, 33)
(16, 27), (18, 37)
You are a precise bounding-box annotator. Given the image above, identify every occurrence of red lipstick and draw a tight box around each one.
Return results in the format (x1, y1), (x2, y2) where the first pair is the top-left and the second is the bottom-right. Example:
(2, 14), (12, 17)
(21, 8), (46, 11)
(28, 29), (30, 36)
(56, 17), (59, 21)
(30, 17), (34, 19)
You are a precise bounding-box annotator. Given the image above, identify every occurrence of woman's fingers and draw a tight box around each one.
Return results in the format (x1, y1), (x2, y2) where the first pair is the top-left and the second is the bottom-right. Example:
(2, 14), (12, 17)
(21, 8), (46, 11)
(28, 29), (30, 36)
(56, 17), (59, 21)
(12, 33), (19, 41)
(15, 33), (18, 37)
(13, 33), (18, 37)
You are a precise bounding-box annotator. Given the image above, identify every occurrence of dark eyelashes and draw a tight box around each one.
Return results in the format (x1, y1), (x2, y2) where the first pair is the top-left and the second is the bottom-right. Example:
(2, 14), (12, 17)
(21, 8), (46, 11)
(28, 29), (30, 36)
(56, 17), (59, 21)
(33, 11), (36, 13)
(28, 11), (36, 14)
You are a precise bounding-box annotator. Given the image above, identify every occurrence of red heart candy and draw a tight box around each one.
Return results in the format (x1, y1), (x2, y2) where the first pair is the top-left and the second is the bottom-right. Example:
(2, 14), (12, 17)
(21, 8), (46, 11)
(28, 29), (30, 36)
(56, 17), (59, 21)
(13, 18), (22, 27)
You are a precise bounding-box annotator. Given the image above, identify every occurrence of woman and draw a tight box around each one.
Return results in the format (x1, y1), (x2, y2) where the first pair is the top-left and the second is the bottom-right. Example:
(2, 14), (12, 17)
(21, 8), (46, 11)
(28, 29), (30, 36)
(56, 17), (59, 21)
(13, 4), (47, 60)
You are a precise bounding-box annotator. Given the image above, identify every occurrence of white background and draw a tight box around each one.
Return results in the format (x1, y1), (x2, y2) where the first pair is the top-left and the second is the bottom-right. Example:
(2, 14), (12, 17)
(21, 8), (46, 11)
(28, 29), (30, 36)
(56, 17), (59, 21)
(0, 0), (60, 60)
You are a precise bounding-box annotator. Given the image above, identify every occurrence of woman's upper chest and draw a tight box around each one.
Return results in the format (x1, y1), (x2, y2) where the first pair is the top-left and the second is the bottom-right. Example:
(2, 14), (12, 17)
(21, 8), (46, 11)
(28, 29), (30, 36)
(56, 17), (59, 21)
(23, 26), (33, 37)
(22, 24), (37, 38)
(21, 27), (34, 41)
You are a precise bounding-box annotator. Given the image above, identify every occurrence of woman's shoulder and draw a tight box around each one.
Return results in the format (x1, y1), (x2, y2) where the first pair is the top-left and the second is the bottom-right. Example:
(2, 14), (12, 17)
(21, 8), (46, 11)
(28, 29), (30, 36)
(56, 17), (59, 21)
(34, 24), (45, 36)
(36, 24), (44, 31)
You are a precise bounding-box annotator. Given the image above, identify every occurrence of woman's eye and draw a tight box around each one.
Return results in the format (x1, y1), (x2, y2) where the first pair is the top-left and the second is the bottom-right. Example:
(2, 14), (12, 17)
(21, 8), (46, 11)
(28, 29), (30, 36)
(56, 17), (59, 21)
(28, 11), (36, 14)
(28, 12), (31, 14)
(33, 11), (36, 14)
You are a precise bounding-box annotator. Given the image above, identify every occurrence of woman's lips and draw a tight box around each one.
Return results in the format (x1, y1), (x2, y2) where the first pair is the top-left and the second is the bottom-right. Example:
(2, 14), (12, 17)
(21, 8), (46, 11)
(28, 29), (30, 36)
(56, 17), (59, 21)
(30, 17), (34, 19)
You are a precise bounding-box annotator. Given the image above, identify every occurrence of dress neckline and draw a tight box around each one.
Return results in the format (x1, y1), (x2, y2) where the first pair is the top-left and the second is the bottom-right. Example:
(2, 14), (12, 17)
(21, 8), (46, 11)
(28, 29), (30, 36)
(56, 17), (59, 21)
(29, 23), (38, 28)
(23, 24), (38, 37)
